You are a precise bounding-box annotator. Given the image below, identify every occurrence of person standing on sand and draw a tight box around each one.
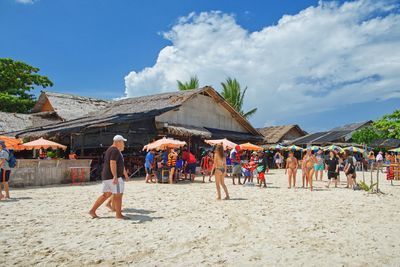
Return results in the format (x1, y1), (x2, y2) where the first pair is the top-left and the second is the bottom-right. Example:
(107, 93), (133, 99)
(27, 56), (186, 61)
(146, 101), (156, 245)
(302, 149), (316, 191)
(325, 151), (339, 188)
(212, 144), (230, 200)
(89, 135), (129, 219)
(256, 151), (268, 188)
(230, 145), (242, 185)
(168, 148), (178, 184)
(285, 151), (298, 189)
(0, 141), (12, 199)
(145, 149), (156, 183)
(314, 149), (324, 181)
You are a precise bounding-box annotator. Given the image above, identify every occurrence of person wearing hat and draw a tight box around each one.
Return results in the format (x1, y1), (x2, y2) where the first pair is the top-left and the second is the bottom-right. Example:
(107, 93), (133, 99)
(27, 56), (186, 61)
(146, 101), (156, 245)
(89, 135), (129, 219)
(229, 145), (242, 185)
(0, 141), (11, 199)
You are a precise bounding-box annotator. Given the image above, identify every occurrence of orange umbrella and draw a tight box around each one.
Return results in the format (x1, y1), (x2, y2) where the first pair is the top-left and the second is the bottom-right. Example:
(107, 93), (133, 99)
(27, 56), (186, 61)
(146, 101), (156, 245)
(205, 138), (237, 150)
(240, 142), (263, 151)
(21, 137), (67, 150)
(143, 137), (186, 151)
(0, 136), (24, 150)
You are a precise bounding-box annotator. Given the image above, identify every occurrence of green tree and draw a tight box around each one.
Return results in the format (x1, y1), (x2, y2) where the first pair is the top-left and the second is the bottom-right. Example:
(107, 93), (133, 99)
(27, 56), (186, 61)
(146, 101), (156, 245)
(0, 58), (53, 113)
(373, 109), (400, 139)
(351, 126), (381, 146)
(177, 75), (199, 91)
(221, 77), (257, 119)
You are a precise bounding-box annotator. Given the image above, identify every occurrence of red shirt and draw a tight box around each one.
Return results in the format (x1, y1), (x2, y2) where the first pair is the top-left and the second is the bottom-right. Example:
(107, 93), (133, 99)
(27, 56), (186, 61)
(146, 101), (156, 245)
(183, 151), (196, 164)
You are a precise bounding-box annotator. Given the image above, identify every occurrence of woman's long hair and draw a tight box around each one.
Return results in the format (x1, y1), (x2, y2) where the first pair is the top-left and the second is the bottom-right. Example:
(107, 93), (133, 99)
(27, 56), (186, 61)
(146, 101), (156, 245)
(215, 144), (224, 159)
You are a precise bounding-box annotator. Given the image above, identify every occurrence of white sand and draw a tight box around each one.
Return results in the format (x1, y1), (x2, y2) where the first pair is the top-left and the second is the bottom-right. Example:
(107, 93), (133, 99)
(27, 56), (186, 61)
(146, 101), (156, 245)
(1, 170), (400, 267)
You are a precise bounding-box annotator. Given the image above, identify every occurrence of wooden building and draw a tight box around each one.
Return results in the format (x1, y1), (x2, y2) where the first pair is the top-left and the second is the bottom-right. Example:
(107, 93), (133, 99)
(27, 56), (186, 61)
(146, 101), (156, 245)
(257, 125), (307, 145)
(5, 87), (262, 155)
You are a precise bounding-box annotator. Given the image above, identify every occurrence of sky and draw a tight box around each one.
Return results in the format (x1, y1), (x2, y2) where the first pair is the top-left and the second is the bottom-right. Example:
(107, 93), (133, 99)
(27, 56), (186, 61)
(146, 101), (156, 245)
(1, 0), (399, 132)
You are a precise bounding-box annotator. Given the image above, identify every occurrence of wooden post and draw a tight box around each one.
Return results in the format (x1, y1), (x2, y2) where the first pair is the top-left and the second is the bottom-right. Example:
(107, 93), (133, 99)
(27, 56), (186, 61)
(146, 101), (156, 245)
(376, 162), (380, 192)
(80, 134), (85, 157)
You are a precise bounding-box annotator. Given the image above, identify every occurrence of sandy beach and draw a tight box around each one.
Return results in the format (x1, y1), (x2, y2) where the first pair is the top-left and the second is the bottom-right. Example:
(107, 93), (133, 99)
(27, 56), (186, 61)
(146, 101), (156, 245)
(1, 169), (400, 267)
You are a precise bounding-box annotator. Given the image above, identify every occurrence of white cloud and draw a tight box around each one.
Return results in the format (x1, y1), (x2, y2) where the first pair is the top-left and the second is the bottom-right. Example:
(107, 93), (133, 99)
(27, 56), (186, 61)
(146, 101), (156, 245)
(124, 0), (400, 127)
(15, 0), (35, 4)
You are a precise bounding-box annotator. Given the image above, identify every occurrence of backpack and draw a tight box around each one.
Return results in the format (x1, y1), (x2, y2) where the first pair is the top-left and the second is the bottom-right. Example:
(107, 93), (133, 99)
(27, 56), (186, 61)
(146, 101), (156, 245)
(5, 149), (17, 168)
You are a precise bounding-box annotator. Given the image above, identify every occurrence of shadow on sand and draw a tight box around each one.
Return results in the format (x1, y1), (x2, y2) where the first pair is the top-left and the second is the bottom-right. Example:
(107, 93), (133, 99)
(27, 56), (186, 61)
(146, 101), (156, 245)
(0, 196), (33, 202)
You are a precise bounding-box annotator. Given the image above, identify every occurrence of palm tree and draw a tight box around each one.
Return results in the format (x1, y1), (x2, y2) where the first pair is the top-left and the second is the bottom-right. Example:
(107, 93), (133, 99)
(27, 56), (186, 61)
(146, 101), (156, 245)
(221, 77), (257, 119)
(177, 75), (199, 91)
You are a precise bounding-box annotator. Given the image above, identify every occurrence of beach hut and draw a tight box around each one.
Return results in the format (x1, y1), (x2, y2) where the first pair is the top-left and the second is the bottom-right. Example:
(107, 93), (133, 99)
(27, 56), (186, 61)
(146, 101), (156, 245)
(257, 125), (307, 145)
(4, 87), (262, 156)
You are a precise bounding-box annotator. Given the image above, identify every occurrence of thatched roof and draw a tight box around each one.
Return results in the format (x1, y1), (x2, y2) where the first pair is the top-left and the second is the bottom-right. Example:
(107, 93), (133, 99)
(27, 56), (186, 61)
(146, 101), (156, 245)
(330, 121), (372, 131)
(371, 138), (400, 149)
(0, 111), (61, 134)
(257, 125), (306, 144)
(32, 91), (109, 121)
(6, 87), (261, 139)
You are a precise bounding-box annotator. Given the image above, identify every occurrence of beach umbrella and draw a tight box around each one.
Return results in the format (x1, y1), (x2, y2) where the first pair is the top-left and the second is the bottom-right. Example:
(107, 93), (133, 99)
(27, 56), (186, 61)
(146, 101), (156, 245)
(344, 146), (365, 154)
(205, 138), (237, 150)
(306, 145), (321, 151)
(389, 147), (400, 153)
(21, 137), (67, 150)
(269, 144), (286, 150)
(323, 145), (345, 153)
(240, 142), (263, 151)
(285, 145), (303, 151)
(143, 137), (186, 151)
(0, 136), (24, 150)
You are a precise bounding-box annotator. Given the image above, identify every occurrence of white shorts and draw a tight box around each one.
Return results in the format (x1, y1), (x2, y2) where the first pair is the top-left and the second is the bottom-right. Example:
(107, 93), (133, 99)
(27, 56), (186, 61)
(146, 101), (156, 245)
(102, 178), (124, 194)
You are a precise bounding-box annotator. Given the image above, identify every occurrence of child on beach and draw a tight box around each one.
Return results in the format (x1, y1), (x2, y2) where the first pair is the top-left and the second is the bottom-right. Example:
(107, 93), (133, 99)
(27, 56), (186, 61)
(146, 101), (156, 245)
(256, 151), (268, 188)
(200, 151), (213, 183)
(285, 151), (298, 189)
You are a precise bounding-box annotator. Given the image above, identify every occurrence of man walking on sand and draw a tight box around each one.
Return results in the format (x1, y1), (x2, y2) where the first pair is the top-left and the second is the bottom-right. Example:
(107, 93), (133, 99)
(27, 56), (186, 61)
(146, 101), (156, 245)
(0, 141), (12, 199)
(89, 135), (129, 219)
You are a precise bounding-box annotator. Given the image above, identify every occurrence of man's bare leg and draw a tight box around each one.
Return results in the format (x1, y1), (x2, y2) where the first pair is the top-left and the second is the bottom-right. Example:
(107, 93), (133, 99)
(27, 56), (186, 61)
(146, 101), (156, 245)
(3, 182), (10, 198)
(106, 195), (115, 211)
(89, 192), (112, 218)
(113, 193), (125, 219)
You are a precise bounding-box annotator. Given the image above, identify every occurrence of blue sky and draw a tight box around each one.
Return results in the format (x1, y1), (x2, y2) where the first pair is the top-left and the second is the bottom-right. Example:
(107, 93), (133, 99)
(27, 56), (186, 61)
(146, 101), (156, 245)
(1, 0), (399, 132)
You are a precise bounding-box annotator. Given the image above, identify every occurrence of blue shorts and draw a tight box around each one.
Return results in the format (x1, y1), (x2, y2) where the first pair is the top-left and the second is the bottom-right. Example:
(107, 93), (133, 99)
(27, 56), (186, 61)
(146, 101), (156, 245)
(186, 163), (196, 174)
(1, 169), (10, 182)
(314, 164), (324, 171)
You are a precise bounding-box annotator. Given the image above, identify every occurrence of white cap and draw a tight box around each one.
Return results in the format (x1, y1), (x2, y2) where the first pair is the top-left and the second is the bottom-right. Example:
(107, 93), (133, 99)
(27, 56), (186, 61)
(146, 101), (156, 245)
(113, 135), (127, 142)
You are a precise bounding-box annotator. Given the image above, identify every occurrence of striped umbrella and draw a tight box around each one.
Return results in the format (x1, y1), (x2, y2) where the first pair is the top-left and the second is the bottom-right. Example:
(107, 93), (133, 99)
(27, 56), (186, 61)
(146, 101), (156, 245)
(323, 145), (345, 153)
(344, 146), (365, 154)
(269, 144), (286, 150)
(389, 147), (400, 153)
(306, 145), (321, 151)
(286, 145), (303, 151)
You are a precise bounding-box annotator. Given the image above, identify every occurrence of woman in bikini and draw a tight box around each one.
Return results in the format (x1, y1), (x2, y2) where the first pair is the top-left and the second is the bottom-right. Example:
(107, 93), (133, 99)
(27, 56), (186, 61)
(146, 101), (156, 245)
(285, 151), (298, 189)
(212, 144), (230, 200)
(302, 149), (316, 191)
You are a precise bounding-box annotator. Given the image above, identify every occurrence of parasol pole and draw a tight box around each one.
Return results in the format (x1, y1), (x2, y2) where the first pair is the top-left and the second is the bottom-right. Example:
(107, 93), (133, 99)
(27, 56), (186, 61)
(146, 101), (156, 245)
(362, 144), (365, 183)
